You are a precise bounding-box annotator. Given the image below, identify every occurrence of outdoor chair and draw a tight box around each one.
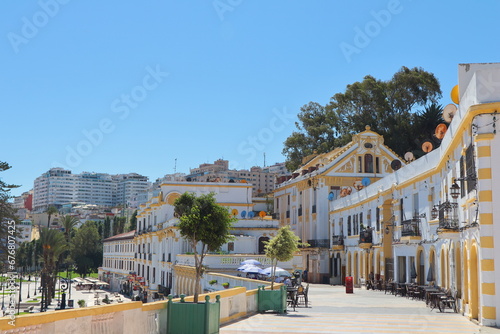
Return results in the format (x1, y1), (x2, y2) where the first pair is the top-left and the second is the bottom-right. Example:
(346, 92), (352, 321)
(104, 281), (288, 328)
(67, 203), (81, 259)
(439, 289), (458, 313)
(296, 284), (309, 307)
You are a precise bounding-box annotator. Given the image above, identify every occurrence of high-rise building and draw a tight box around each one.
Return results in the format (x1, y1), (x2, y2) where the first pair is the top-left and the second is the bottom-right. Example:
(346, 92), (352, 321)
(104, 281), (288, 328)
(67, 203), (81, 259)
(33, 168), (150, 212)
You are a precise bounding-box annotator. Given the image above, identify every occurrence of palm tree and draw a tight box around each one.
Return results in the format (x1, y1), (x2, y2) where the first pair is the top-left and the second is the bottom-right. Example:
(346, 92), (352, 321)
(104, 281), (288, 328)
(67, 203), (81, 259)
(60, 215), (79, 243)
(45, 205), (58, 229)
(39, 227), (67, 307)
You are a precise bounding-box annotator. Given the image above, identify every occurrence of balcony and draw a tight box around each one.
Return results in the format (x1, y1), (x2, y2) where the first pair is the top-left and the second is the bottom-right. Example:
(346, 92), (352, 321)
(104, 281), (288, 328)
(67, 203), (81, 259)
(438, 201), (459, 231)
(401, 218), (421, 237)
(358, 228), (373, 247)
(331, 235), (344, 246)
(307, 239), (329, 248)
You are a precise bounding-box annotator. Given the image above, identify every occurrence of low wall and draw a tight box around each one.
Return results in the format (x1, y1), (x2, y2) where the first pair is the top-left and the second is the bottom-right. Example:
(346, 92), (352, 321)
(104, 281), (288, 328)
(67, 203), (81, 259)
(0, 286), (265, 334)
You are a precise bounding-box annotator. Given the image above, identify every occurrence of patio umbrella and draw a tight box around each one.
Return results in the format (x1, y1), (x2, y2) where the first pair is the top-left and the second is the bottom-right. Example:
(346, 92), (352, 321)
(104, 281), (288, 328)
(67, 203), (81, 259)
(426, 265), (435, 283)
(262, 267), (292, 277)
(410, 261), (417, 279)
(237, 265), (264, 274)
(240, 259), (261, 266)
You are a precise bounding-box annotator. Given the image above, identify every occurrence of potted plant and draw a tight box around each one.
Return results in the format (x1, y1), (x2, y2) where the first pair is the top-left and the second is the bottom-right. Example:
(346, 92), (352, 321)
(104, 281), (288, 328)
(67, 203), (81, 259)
(77, 299), (86, 308)
(167, 192), (236, 334)
(222, 282), (230, 289)
(209, 279), (218, 286)
(259, 226), (301, 314)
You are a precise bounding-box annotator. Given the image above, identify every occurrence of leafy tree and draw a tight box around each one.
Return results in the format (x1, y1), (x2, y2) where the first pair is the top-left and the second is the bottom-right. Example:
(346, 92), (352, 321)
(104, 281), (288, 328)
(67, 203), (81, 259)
(283, 67), (442, 170)
(103, 216), (111, 239)
(265, 226), (301, 289)
(128, 210), (138, 232)
(0, 162), (19, 270)
(113, 216), (126, 235)
(174, 192), (236, 303)
(46, 205), (58, 228)
(71, 221), (103, 277)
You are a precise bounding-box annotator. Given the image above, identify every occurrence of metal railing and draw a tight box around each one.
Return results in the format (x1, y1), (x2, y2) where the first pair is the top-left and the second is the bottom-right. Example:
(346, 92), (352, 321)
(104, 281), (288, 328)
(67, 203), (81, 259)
(332, 235), (344, 246)
(401, 218), (421, 237)
(359, 229), (373, 243)
(307, 239), (330, 248)
(438, 201), (459, 230)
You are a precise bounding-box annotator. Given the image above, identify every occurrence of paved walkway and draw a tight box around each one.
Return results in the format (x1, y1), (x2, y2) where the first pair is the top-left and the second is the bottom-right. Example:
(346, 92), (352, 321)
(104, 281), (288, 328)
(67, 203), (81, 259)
(221, 284), (500, 334)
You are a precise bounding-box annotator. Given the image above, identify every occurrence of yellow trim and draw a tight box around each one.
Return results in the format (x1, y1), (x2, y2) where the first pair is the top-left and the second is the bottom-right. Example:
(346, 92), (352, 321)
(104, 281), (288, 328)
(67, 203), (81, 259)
(160, 183), (251, 189)
(478, 168), (492, 179)
(481, 259), (495, 271)
(481, 236), (495, 248)
(475, 133), (495, 141)
(480, 213), (493, 225)
(479, 190), (493, 202)
(328, 103), (500, 214)
(477, 146), (492, 157)
(482, 306), (497, 320)
(0, 302), (143, 330)
(401, 236), (422, 242)
(482, 283), (496, 295)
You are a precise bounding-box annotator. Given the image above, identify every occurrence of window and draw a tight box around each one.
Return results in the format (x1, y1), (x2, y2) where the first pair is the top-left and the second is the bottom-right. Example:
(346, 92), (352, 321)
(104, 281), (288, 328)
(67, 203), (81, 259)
(364, 154), (373, 173)
(358, 156), (363, 173)
(376, 157), (380, 173)
(228, 242), (234, 252)
(347, 216), (352, 236)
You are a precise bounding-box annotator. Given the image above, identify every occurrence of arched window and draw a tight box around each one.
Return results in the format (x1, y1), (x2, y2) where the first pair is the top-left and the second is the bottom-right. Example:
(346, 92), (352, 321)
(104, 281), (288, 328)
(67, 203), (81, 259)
(365, 154), (373, 173)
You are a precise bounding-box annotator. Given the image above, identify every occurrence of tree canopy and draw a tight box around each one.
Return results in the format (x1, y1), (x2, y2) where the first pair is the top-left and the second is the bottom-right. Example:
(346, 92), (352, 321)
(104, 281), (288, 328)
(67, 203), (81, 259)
(71, 221), (103, 277)
(174, 192), (236, 302)
(0, 162), (18, 268)
(264, 226), (300, 289)
(283, 66), (442, 171)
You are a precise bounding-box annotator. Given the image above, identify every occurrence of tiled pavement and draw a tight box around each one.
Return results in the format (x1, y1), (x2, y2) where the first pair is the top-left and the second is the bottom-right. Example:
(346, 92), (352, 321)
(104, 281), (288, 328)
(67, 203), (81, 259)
(221, 284), (500, 334)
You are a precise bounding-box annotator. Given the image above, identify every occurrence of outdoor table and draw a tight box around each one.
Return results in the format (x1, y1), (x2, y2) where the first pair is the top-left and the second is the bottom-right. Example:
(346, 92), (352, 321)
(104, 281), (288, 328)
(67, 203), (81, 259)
(286, 287), (298, 311)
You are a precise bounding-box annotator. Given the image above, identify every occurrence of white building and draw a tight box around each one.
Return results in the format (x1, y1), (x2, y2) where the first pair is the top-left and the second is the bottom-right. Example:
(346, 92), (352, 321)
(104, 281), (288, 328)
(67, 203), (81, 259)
(100, 230), (136, 292)
(131, 181), (284, 298)
(33, 168), (149, 211)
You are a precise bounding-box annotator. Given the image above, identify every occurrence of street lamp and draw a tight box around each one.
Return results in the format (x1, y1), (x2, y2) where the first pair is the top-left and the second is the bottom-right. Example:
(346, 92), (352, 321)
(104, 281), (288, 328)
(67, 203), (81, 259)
(431, 206), (439, 220)
(450, 181), (460, 200)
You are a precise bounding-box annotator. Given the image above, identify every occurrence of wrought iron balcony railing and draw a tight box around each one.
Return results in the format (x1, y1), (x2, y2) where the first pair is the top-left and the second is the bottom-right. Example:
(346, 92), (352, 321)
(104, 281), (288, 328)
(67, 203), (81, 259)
(332, 235), (344, 246)
(359, 228), (373, 243)
(401, 218), (421, 237)
(438, 201), (459, 230)
(307, 239), (330, 248)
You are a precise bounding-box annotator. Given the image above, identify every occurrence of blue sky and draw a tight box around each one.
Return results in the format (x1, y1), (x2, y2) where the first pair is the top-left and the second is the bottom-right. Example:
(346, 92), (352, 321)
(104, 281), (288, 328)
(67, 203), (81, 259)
(2, 0), (500, 197)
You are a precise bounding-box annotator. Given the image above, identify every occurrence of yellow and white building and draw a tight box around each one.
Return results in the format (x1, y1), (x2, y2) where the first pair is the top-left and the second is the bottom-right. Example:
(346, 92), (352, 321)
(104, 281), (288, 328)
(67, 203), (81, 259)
(274, 125), (403, 283)
(326, 63), (500, 327)
(133, 181), (281, 298)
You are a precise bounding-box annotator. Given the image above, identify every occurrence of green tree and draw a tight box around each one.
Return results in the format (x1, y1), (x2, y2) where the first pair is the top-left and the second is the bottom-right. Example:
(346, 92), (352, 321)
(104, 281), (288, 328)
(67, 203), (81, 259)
(128, 210), (138, 232)
(174, 192), (236, 303)
(71, 222), (103, 277)
(39, 227), (67, 306)
(60, 215), (79, 243)
(0, 162), (19, 270)
(265, 226), (301, 289)
(113, 216), (126, 235)
(45, 205), (58, 229)
(283, 67), (442, 170)
(103, 216), (111, 239)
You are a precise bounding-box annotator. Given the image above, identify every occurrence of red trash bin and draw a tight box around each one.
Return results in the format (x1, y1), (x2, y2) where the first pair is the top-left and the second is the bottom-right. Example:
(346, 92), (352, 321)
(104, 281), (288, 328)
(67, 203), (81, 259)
(345, 276), (353, 293)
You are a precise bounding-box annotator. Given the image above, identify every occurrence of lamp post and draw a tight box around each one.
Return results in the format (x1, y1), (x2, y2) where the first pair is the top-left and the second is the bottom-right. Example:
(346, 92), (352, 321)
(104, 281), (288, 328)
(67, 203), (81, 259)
(450, 181), (460, 200)
(34, 274), (37, 296)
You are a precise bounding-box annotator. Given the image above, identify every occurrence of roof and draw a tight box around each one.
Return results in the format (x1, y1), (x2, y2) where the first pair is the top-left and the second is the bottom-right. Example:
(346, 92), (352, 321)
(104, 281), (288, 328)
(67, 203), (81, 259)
(103, 230), (136, 242)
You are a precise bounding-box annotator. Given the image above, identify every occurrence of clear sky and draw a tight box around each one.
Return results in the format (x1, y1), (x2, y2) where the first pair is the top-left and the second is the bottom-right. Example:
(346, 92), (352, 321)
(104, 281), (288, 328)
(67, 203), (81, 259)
(2, 0), (500, 197)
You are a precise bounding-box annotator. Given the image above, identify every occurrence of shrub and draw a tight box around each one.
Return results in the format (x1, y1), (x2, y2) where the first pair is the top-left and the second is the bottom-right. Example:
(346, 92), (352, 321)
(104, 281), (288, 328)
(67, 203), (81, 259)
(209, 279), (217, 285)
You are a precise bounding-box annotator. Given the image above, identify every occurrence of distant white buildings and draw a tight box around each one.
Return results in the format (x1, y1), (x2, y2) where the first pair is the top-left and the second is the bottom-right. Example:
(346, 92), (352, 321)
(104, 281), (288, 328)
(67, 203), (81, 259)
(33, 168), (150, 212)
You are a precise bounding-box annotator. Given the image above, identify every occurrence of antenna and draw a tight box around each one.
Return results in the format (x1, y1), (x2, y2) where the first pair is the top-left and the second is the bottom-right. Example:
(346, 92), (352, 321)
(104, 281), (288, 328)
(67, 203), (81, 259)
(263, 153), (266, 167)
(174, 158), (177, 173)
(443, 104), (457, 123)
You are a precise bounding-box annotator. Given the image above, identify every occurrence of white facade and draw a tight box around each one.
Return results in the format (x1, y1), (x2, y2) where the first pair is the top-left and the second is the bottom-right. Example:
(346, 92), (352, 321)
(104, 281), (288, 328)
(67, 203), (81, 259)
(327, 63), (500, 327)
(134, 181), (282, 297)
(100, 230), (136, 292)
(33, 168), (149, 211)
